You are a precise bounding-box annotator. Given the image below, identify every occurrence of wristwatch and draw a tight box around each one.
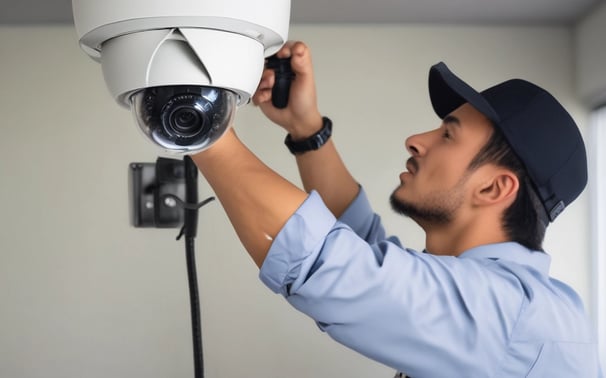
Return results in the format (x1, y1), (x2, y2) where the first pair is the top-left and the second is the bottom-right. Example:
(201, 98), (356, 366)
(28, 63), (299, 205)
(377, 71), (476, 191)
(284, 116), (332, 155)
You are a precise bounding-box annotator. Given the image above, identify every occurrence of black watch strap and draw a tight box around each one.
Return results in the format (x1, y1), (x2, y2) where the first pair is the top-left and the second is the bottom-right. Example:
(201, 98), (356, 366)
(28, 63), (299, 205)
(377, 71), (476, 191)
(284, 117), (332, 155)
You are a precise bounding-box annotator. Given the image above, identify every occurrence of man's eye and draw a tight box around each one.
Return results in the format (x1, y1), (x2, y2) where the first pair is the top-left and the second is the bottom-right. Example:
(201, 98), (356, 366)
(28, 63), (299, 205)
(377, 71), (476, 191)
(442, 129), (451, 139)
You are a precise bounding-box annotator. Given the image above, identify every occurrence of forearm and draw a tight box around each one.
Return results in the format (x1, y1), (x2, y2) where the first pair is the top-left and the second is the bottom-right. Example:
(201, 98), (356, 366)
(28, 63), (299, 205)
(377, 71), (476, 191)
(294, 137), (359, 218)
(191, 129), (308, 267)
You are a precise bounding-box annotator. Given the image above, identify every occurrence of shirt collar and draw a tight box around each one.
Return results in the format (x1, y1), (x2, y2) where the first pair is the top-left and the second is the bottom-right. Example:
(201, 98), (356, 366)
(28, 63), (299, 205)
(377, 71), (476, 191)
(458, 242), (551, 275)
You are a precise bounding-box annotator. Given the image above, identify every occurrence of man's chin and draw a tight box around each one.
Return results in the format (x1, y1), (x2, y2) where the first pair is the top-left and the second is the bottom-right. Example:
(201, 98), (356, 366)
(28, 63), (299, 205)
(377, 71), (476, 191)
(389, 190), (412, 217)
(389, 190), (451, 225)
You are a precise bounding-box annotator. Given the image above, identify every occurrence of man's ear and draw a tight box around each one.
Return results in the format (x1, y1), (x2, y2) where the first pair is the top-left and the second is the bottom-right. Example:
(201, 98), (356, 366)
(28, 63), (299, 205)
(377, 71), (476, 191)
(473, 168), (519, 207)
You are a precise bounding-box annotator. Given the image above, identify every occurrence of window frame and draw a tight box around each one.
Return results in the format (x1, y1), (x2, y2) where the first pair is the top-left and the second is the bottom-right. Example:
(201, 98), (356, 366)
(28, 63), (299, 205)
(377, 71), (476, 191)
(589, 106), (606, 369)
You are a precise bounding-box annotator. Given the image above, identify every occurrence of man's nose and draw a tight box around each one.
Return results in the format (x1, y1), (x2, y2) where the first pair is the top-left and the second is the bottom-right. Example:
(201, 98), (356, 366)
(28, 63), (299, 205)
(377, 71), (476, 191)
(405, 132), (428, 157)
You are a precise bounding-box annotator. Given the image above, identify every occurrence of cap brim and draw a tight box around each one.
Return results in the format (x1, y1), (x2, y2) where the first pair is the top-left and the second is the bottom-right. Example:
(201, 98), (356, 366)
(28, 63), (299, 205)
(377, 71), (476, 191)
(429, 62), (500, 124)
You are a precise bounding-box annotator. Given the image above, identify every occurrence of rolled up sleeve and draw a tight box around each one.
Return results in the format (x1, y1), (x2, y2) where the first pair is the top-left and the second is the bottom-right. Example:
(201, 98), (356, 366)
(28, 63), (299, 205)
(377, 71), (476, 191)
(259, 191), (337, 295)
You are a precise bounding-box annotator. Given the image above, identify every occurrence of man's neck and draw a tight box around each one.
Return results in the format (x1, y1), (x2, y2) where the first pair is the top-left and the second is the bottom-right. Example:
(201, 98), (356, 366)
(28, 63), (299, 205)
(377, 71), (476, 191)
(422, 216), (509, 256)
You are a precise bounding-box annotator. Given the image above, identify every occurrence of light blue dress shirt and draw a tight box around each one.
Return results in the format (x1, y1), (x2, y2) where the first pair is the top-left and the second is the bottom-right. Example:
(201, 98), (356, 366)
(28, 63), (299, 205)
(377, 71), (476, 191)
(260, 189), (602, 377)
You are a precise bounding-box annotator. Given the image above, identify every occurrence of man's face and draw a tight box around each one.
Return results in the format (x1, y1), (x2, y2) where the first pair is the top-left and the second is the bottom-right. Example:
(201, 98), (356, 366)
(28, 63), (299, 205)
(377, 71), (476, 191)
(390, 103), (494, 227)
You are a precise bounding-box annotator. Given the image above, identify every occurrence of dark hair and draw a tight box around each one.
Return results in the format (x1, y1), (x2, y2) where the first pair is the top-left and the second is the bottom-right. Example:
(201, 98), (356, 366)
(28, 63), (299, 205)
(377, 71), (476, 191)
(468, 127), (547, 251)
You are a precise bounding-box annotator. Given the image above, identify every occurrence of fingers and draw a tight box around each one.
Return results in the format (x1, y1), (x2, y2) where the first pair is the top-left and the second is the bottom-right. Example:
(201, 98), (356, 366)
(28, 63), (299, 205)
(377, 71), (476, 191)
(276, 41), (313, 77)
(274, 40), (298, 58)
(252, 68), (275, 106)
(254, 41), (312, 106)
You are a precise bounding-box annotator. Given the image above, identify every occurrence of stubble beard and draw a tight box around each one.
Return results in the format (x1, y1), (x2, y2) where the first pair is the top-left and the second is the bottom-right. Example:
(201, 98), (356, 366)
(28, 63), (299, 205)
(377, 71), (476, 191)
(389, 182), (466, 226)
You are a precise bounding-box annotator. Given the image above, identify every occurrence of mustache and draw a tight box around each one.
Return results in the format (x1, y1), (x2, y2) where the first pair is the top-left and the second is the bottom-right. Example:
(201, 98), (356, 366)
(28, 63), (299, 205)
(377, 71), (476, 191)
(407, 157), (419, 173)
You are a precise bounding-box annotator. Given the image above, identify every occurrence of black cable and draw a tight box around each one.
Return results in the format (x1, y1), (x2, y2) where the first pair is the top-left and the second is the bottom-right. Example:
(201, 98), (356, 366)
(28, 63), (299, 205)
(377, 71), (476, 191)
(153, 156), (215, 378)
(185, 235), (204, 378)
(163, 194), (215, 210)
(181, 156), (208, 378)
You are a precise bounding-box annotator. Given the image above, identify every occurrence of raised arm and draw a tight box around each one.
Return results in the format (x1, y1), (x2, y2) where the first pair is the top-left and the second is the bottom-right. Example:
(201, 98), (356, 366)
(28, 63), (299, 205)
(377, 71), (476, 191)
(190, 41), (360, 268)
(253, 41), (359, 217)
(190, 129), (307, 268)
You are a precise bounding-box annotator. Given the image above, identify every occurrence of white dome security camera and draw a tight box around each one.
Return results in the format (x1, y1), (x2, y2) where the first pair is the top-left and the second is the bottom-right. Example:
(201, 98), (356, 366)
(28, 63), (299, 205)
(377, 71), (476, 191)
(72, 0), (291, 154)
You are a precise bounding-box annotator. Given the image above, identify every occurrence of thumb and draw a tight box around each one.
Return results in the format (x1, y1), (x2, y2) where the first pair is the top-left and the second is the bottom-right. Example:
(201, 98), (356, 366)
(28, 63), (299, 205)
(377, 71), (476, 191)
(288, 41), (314, 79)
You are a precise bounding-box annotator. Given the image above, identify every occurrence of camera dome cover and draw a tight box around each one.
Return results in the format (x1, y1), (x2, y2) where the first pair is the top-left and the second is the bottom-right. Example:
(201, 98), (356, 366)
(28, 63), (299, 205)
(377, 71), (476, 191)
(131, 86), (237, 154)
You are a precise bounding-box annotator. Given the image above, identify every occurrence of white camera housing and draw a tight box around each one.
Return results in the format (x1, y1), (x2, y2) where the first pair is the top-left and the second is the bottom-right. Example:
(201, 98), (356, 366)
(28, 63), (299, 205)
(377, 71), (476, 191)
(72, 0), (291, 153)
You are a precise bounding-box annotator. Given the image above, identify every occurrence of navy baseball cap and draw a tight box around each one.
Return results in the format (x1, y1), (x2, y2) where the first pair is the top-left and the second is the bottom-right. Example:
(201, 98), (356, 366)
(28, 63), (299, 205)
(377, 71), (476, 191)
(428, 62), (587, 222)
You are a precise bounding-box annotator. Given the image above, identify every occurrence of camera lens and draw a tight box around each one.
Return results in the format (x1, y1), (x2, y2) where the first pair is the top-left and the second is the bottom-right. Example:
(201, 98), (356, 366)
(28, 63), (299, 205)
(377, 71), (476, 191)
(161, 94), (210, 139)
(130, 86), (237, 154)
(172, 108), (200, 133)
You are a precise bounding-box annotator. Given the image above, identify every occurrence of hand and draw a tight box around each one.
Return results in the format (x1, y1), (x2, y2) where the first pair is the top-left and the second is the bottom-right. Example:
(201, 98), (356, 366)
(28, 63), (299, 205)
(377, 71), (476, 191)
(253, 41), (323, 139)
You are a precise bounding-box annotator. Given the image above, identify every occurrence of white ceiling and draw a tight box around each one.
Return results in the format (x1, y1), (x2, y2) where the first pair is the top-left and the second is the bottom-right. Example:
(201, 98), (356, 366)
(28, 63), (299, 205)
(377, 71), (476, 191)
(0, 0), (602, 26)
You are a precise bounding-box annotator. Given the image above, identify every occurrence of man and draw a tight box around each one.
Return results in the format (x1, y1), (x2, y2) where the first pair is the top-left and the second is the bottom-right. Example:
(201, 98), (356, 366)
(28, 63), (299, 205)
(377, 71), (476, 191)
(191, 41), (602, 376)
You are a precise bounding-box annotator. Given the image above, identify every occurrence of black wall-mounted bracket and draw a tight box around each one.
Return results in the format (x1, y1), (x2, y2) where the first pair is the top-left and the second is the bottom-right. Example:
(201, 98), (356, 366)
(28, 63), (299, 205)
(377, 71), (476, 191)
(128, 158), (186, 228)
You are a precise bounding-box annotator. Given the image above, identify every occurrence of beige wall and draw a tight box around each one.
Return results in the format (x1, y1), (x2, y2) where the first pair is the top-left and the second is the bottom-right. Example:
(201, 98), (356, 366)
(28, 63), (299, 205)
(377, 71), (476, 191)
(0, 23), (591, 377)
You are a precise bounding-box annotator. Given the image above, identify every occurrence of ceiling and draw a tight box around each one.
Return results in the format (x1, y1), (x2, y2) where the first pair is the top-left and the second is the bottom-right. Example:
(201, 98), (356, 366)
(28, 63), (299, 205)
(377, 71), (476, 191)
(0, 0), (602, 26)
